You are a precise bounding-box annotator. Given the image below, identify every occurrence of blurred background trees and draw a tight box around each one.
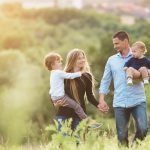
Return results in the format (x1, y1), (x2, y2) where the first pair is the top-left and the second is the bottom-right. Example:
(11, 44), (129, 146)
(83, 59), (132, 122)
(0, 4), (149, 144)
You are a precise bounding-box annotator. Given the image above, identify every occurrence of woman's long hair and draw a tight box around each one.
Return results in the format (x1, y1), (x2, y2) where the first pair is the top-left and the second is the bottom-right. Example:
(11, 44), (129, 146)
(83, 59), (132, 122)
(64, 49), (94, 103)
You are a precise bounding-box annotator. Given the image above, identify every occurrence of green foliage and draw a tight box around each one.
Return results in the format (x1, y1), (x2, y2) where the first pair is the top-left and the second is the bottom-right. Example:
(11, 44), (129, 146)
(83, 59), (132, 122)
(22, 120), (150, 150)
(0, 5), (149, 145)
(0, 50), (49, 144)
(43, 118), (149, 150)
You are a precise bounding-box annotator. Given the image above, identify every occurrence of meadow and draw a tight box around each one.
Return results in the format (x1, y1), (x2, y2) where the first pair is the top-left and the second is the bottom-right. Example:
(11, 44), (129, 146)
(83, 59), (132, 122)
(0, 3), (150, 149)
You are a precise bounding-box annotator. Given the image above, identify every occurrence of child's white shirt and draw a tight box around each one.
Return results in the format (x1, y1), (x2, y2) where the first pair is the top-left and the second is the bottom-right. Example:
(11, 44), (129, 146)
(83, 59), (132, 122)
(49, 70), (81, 100)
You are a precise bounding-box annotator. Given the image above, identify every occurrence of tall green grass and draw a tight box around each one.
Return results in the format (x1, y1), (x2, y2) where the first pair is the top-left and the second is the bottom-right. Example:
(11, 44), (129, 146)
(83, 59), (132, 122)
(1, 118), (150, 150)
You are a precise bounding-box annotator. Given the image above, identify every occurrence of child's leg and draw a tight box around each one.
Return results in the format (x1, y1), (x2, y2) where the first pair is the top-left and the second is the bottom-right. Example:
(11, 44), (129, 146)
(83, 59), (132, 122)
(148, 69), (150, 78)
(138, 67), (149, 80)
(126, 67), (141, 85)
(62, 95), (87, 120)
(126, 67), (141, 79)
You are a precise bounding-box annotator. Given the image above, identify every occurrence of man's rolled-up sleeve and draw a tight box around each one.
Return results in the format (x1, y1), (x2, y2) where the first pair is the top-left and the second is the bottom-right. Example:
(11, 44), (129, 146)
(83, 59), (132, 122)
(99, 58), (112, 95)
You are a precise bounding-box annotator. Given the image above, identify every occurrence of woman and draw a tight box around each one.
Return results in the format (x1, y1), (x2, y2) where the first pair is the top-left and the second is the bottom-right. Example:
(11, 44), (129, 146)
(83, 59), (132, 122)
(55, 49), (99, 130)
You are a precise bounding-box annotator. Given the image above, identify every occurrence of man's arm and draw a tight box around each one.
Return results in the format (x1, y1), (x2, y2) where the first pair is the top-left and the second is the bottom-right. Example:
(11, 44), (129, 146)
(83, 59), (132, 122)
(98, 58), (112, 112)
(98, 93), (109, 112)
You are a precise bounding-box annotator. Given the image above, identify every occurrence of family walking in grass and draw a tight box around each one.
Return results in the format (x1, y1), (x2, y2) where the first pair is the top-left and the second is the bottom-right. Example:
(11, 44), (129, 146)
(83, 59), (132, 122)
(44, 31), (149, 146)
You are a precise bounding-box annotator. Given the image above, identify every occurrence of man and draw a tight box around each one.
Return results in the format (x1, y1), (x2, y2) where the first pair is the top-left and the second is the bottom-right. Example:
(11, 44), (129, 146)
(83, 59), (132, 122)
(98, 31), (148, 146)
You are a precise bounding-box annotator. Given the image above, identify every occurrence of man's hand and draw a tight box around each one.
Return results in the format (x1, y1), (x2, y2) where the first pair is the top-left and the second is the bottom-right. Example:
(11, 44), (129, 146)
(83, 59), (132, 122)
(123, 67), (128, 71)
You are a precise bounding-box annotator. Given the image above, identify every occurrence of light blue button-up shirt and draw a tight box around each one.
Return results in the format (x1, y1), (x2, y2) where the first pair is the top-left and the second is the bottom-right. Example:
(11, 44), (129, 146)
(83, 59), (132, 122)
(99, 50), (146, 108)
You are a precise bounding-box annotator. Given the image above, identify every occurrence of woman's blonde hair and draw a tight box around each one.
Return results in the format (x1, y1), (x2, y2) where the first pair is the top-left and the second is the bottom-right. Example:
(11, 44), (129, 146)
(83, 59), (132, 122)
(64, 48), (94, 103)
(132, 41), (147, 54)
(64, 49), (90, 73)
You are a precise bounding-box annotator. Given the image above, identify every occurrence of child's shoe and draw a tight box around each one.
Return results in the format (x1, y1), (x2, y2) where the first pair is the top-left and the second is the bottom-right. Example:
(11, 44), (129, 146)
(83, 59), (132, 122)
(127, 78), (133, 86)
(143, 79), (149, 85)
(88, 123), (103, 130)
(86, 118), (103, 130)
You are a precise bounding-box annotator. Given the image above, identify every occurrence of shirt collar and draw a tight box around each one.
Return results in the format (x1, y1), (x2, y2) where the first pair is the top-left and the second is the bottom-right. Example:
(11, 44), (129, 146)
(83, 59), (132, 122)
(117, 49), (132, 58)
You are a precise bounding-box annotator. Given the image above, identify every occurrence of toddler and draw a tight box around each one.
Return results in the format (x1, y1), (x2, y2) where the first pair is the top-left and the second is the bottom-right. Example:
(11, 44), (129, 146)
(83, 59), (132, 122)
(124, 41), (150, 85)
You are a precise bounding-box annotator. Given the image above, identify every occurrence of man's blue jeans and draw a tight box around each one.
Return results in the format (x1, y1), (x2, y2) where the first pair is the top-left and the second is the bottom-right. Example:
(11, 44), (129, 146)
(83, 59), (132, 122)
(114, 102), (148, 146)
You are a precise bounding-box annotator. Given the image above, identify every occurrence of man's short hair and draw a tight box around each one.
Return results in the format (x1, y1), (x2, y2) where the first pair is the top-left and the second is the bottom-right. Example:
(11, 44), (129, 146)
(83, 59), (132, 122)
(113, 31), (129, 42)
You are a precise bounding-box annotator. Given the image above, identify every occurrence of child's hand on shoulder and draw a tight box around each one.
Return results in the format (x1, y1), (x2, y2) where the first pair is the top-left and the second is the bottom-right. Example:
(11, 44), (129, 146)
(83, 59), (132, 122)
(80, 70), (86, 74)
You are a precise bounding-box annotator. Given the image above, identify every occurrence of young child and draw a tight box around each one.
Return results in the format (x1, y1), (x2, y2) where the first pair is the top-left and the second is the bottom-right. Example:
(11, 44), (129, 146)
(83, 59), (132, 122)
(124, 41), (150, 85)
(44, 52), (88, 120)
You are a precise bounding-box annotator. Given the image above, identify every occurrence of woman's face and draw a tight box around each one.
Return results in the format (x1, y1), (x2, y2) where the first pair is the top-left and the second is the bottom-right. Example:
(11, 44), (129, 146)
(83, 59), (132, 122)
(74, 53), (86, 69)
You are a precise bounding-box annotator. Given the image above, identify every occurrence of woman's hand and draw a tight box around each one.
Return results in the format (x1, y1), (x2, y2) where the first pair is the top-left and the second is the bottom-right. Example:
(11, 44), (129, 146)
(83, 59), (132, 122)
(53, 99), (68, 107)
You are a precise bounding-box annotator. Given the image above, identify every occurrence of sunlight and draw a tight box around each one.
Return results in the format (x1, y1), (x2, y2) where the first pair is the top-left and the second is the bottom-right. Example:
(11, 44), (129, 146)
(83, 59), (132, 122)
(0, 0), (21, 3)
(0, 0), (149, 147)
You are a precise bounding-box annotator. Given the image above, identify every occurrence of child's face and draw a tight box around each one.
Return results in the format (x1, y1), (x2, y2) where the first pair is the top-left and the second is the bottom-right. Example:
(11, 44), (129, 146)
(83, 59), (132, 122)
(52, 59), (62, 70)
(131, 46), (144, 58)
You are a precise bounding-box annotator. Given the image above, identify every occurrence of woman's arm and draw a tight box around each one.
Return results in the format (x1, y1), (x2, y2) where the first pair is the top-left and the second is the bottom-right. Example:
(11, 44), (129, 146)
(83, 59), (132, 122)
(84, 73), (99, 107)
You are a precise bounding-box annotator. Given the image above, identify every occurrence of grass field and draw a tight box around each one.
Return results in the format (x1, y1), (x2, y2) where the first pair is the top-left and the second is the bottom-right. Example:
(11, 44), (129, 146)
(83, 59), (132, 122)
(1, 118), (149, 150)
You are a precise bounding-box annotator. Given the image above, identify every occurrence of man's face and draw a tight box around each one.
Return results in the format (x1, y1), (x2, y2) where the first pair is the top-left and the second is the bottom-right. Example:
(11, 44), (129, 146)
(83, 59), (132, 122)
(112, 38), (127, 53)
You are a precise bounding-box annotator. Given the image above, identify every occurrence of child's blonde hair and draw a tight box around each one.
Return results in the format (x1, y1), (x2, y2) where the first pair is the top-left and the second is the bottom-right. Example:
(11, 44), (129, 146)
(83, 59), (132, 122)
(43, 52), (62, 70)
(132, 41), (147, 54)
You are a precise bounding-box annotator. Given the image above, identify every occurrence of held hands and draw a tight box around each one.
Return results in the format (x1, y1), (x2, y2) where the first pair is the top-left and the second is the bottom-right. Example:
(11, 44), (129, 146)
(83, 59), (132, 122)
(98, 100), (109, 113)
